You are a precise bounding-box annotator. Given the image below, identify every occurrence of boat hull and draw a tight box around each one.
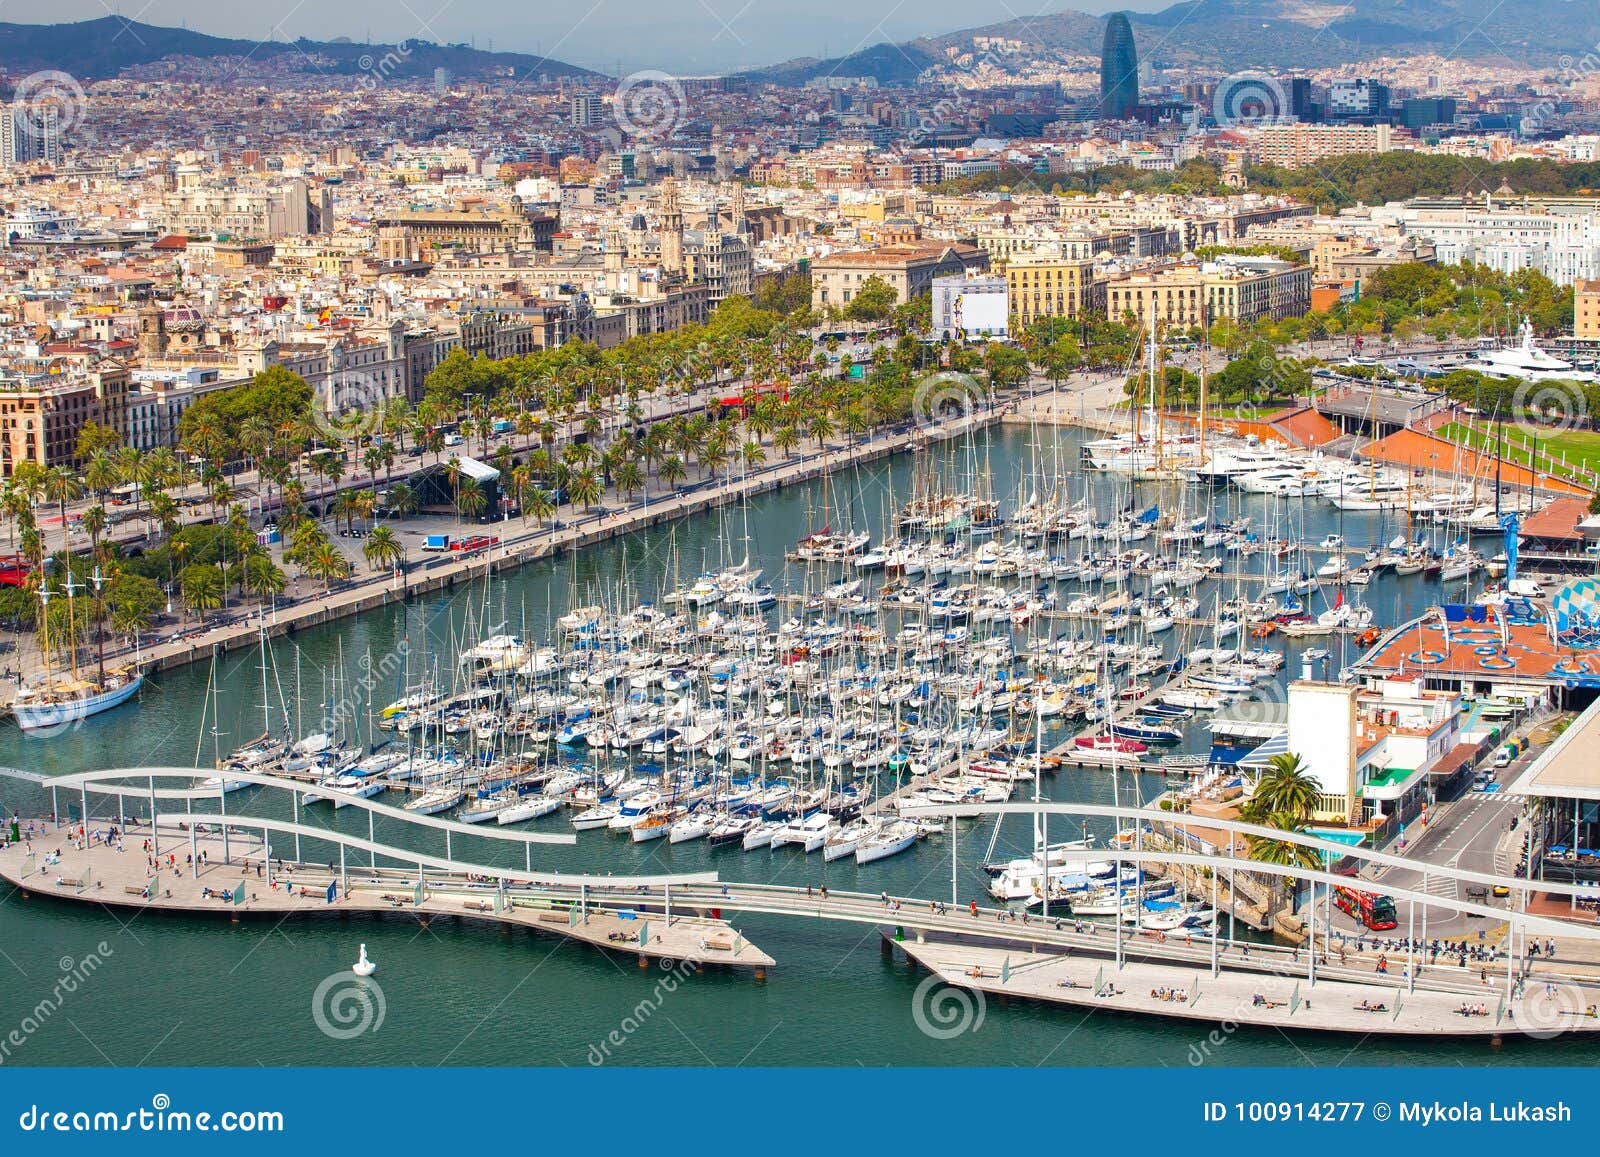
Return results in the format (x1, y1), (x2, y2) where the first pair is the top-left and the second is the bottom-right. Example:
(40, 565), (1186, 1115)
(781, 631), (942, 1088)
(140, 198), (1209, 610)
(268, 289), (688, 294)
(14, 674), (143, 732)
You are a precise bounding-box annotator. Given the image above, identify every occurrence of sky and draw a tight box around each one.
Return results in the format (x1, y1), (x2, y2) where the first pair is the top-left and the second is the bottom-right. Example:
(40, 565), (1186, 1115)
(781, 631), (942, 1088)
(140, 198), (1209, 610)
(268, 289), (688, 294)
(48, 0), (1158, 74)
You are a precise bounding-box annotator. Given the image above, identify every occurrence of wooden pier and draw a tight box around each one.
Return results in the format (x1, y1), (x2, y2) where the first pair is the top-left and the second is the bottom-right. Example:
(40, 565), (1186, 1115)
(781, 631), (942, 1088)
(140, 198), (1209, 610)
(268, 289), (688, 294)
(0, 821), (773, 974)
(893, 936), (1595, 1038)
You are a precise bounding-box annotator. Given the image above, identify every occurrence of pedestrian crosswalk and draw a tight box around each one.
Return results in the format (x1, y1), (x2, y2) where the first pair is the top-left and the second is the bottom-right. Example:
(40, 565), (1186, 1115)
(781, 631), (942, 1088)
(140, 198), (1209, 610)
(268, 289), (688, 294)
(1421, 874), (1459, 900)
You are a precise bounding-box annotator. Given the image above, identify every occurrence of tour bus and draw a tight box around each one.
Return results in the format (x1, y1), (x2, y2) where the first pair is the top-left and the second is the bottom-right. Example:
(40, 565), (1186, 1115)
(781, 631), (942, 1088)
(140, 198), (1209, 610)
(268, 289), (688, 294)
(1333, 886), (1398, 931)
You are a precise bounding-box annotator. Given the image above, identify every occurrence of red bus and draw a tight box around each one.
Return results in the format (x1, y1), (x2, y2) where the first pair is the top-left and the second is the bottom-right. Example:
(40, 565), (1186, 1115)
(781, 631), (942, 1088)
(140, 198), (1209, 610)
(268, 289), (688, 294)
(717, 382), (789, 414)
(1334, 886), (1397, 931)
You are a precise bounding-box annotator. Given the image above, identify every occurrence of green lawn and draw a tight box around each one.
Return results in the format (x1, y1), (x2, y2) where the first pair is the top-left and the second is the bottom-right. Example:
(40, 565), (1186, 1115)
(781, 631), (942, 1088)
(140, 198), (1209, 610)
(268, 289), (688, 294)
(1435, 422), (1600, 487)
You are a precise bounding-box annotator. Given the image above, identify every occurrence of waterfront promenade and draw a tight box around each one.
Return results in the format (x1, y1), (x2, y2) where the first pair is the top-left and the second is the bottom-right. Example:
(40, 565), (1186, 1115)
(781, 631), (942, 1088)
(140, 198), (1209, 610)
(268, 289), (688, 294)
(0, 818), (774, 974)
(10, 767), (1600, 1040)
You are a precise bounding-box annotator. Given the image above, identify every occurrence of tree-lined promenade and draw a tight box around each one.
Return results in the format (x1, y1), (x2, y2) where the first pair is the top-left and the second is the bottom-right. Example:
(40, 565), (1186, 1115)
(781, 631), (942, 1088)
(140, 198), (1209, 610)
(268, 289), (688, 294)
(0, 282), (1054, 682)
(5, 251), (1593, 677)
(0, 385), (1009, 706)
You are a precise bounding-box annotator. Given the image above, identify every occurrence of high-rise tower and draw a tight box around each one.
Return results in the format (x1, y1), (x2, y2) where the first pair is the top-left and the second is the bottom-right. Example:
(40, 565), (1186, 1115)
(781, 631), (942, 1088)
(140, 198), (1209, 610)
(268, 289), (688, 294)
(1100, 14), (1139, 120)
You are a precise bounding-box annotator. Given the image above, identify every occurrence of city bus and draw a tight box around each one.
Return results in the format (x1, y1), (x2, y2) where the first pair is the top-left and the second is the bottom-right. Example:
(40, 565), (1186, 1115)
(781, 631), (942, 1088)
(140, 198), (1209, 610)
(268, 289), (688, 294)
(1333, 886), (1398, 931)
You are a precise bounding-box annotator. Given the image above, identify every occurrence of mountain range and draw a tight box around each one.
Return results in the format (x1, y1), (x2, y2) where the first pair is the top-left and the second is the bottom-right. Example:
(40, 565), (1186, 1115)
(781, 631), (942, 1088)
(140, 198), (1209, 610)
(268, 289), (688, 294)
(0, 17), (598, 82)
(741, 0), (1600, 85)
(0, 4), (1593, 91)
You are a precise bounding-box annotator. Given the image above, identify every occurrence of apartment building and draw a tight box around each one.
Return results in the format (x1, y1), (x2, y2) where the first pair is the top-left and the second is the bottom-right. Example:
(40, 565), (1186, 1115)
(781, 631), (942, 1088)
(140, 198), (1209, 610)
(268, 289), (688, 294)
(810, 242), (989, 310)
(1103, 257), (1311, 327)
(1257, 123), (1406, 169)
(1004, 253), (1104, 324)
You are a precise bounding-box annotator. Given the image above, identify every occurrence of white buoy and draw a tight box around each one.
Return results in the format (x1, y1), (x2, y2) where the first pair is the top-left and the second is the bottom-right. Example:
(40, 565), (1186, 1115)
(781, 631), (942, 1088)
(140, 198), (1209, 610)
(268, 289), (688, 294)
(352, 943), (376, 977)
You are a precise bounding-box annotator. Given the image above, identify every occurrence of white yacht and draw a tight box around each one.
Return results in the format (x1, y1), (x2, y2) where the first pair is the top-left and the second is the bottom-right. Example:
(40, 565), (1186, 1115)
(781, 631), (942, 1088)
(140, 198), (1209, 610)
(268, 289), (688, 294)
(1471, 318), (1595, 383)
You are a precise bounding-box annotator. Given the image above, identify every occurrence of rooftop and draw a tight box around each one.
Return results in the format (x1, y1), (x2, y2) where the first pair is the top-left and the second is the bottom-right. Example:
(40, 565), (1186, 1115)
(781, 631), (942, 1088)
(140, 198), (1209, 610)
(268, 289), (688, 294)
(1359, 615), (1600, 689)
(1508, 697), (1600, 801)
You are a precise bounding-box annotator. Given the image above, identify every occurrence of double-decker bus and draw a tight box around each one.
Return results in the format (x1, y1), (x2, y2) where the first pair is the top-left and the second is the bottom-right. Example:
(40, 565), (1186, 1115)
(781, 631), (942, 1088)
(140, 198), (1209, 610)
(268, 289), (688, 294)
(1333, 886), (1398, 931)
(715, 382), (788, 415)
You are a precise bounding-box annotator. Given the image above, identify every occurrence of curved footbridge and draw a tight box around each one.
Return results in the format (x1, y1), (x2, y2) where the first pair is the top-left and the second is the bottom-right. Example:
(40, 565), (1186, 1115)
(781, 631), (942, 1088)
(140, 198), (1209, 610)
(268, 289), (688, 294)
(8, 769), (1600, 1038)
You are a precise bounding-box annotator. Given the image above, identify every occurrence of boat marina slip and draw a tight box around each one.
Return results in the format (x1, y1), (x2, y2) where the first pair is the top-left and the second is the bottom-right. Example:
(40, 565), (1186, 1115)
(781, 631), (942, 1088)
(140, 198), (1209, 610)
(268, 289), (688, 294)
(0, 419), (1595, 1066)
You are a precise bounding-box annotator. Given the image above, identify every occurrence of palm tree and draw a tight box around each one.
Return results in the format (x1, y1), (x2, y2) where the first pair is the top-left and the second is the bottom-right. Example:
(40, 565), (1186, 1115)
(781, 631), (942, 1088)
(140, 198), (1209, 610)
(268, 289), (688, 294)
(525, 486), (555, 533)
(772, 424), (801, 460)
(658, 455), (687, 491)
(240, 553), (287, 604)
(363, 526), (404, 574)
(179, 563), (225, 621)
(305, 541), (352, 591)
(1245, 753), (1320, 826)
(566, 468), (602, 512)
(84, 451), (118, 499)
(43, 466), (83, 549)
(80, 504), (108, 561)
(1245, 812), (1323, 870)
(454, 478), (488, 521)
(613, 459), (644, 501)
(385, 482), (418, 520)
(149, 492), (180, 542)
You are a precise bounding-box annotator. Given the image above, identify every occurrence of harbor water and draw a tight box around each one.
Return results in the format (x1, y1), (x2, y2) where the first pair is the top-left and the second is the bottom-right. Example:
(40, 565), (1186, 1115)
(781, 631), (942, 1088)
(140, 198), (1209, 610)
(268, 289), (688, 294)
(0, 425), (1584, 1066)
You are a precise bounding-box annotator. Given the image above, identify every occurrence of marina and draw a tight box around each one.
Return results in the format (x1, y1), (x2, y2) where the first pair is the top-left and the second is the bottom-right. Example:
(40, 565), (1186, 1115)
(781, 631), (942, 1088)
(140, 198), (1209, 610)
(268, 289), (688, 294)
(3, 418), (1597, 1065)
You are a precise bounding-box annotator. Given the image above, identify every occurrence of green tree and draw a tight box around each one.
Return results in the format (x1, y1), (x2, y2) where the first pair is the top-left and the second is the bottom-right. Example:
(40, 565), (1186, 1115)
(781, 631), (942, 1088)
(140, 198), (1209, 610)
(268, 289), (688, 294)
(178, 563), (225, 620)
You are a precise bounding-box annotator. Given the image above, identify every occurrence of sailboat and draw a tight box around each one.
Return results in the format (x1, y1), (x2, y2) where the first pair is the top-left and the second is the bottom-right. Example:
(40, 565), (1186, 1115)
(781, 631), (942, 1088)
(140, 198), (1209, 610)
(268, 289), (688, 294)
(13, 567), (143, 732)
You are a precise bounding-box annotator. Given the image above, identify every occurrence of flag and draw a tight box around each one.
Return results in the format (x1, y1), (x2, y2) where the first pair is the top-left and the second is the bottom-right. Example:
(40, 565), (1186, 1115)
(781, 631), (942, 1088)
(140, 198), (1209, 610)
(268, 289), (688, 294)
(326, 880), (337, 904)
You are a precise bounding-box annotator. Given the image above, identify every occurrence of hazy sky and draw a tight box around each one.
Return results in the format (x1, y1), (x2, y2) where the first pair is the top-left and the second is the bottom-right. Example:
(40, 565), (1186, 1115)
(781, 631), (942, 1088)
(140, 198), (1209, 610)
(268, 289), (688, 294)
(57, 0), (1155, 74)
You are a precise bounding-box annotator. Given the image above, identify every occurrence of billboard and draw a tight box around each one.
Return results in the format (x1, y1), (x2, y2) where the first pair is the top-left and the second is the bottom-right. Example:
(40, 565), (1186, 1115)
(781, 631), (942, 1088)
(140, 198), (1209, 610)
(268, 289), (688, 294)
(932, 275), (1009, 341)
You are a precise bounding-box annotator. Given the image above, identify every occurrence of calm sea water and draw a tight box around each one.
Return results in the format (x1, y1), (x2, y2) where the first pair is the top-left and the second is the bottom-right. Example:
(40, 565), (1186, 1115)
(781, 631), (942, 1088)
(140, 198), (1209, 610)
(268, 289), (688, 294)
(0, 426), (1581, 1066)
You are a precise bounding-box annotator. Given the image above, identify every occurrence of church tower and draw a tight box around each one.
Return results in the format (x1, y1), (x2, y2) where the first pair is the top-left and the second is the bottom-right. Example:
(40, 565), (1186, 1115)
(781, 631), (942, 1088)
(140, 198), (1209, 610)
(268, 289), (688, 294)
(604, 224), (624, 276)
(136, 297), (167, 360)
(659, 178), (684, 277)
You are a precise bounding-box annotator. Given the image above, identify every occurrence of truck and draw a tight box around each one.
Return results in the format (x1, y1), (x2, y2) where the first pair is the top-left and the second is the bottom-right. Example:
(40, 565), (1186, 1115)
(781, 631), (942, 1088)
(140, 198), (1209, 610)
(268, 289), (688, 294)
(422, 534), (453, 552)
(452, 535), (500, 555)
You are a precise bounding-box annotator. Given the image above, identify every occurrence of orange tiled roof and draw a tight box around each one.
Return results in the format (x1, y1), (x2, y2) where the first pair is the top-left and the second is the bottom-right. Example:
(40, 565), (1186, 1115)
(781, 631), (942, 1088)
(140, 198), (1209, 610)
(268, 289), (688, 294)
(1360, 428), (1592, 497)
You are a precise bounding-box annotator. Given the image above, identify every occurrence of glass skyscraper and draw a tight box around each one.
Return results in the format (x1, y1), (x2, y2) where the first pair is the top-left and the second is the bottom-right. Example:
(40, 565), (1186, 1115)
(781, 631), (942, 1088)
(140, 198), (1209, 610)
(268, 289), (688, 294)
(1100, 14), (1139, 119)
